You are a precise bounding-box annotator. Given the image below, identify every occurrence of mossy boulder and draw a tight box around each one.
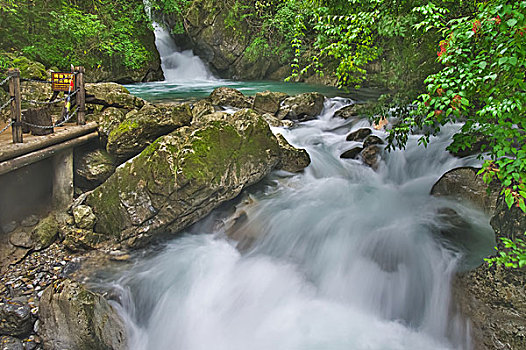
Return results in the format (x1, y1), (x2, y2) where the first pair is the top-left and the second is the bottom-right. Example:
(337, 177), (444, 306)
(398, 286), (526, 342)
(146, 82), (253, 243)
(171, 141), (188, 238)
(85, 109), (285, 246)
(253, 91), (289, 115)
(39, 279), (126, 350)
(31, 215), (59, 250)
(191, 100), (216, 121)
(106, 103), (193, 161)
(97, 107), (127, 144)
(209, 87), (251, 108)
(277, 92), (325, 121)
(6, 55), (48, 80)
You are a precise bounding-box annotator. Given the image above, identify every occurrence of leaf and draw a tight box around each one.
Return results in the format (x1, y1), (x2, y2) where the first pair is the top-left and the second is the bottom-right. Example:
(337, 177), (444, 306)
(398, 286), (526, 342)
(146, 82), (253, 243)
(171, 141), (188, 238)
(479, 61), (487, 69)
(507, 18), (518, 27)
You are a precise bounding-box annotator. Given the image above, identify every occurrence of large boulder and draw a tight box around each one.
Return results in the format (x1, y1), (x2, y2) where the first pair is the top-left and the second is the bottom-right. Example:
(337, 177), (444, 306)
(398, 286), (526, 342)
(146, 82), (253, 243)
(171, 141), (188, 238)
(277, 92), (325, 121)
(431, 166), (526, 349)
(106, 103), (193, 161)
(85, 109), (283, 246)
(75, 149), (116, 190)
(431, 167), (499, 214)
(253, 91), (288, 115)
(97, 107), (127, 145)
(30, 215), (59, 251)
(85, 83), (145, 110)
(38, 279), (126, 350)
(275, 134), (311, 172)
(208, 87), (251, 109)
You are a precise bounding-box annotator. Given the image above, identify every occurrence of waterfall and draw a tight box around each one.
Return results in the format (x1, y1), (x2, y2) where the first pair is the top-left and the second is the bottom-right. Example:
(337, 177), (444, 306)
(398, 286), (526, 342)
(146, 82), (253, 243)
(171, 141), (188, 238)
(100, 98), (495, 350)
(143, 1), (215, 82)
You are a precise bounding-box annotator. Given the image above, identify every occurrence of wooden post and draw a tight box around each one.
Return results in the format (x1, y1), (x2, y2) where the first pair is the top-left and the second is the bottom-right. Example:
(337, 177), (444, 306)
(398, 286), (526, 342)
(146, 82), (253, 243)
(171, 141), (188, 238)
(8, 68), (22, 143)
(75, 66), (86, 125)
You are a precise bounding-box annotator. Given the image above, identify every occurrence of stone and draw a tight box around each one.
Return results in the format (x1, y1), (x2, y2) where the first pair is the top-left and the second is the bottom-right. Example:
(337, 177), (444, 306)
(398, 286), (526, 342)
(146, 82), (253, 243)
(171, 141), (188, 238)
(22, 107), (53, 136)
(73, 205), (97, 230)
(39, 279), (126, 350)
(8, 231), (33, 249)
(85, 83), (145, 110)
(277, 92), (325, 121)
(430, 167), (499, 214)
(20, 216), (39, 228)
(97, 107), (127, 145)
(62, 228), (105, 252)
(261, 114), (294, 128)
(1, 222), (17, 234)
(75, 149), (116, 190)
(0, 300), (33, 336)
(209, 87), (251, 108)
(86, 109), (282, 246)
(362, 145), (380, 169)
(30, 215), (59, 250)
(106, 103), (192, 161)
(253, 91), (288, 115)
(346, 128), (372, 142)
(363, 135), (384, 148)
(340, 147), (363, 159)
(0, 336), (23, 350)
(275, 134), (311, 173)
(191, 100), (216, 121)
(335, 105), (359, 119)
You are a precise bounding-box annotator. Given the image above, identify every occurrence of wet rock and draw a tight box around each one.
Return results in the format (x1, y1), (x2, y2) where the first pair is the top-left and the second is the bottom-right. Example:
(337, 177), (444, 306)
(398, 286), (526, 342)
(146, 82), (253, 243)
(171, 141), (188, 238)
(85, 83), (145, 110)
(362, 146), (380, 169)
(335, 104), (360, 119)
(106, 103), (192, 161)
(30, 215), (59, 251)
(1, 222), (17, 235)
(191, 111), (230, 126)
(20, 216), (39, 228)
(277, 92), (325, 121)
(430, 167), (499, 214)
(346, 128), (372, 142)
(261, 114), (294, 128)
(209, 87), (251, 109)
(39, 279), (126, 350)
(275, 134), (311, 173)
(8, 232), (33, 249)
(490, 195), (526, 242)
(73, 205), (97, 230)
(449, 133), (490, 158)
(363, 135), (384, 148)
(191, 100), (216, 120)
(76, 149), (116, 190)
(0, 336), (23, 350)
(253, 91), (288, 115)
(86, 109), (282, 246)
(0, 300), (33, 336)
(340, 147), (363, 159)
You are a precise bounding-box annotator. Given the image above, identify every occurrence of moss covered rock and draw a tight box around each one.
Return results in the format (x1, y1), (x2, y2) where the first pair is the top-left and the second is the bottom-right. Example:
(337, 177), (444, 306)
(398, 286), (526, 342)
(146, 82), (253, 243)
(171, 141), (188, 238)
(31, 215), (59, 250)
(86, 109), (284, 246)
(85, 83), (145, 110)
(39, 279), (126, 350)
(106, 103), (192, 161)
(75, 149), (116, 190)
(275, 134), (311, 172)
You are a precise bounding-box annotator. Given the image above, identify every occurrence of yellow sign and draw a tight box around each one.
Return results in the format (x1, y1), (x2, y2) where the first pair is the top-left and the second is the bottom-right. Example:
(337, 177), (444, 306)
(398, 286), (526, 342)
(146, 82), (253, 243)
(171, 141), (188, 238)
(51, 72), (75, 92)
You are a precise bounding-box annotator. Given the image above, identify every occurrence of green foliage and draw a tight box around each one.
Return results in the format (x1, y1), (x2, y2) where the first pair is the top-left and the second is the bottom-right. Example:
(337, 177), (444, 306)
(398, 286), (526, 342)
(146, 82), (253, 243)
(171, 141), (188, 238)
(486, 233), (526, 269)
(149, 0), (191, 34)
(0, 0), (154, 72)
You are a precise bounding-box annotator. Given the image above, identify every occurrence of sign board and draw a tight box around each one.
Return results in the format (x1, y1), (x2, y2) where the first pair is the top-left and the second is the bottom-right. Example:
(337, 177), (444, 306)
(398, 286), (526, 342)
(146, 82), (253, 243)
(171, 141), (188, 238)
(51, 72), (75, 92)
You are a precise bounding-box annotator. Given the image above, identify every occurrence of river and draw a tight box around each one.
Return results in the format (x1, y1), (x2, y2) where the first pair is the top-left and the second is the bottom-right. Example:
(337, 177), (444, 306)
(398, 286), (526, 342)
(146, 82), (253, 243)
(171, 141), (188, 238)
(94, 21), (496, 350)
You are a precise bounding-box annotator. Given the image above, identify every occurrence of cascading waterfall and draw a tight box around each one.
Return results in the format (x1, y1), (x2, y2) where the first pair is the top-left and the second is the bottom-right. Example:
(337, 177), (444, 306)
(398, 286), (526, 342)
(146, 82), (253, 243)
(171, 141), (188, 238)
(143, 1), (215, 82)
(100, 98), (495, 350)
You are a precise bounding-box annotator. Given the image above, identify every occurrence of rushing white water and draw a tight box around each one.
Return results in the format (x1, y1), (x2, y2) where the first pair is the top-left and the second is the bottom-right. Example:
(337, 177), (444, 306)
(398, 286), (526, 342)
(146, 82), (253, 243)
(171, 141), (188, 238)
(152, 23), (216, 83)
(100, 98), (495, 350)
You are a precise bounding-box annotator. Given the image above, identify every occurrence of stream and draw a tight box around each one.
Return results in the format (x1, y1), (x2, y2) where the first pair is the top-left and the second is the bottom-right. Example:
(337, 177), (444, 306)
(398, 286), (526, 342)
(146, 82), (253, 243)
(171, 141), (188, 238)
(93, 95), (495, 350)
(96, 20), (496, 350)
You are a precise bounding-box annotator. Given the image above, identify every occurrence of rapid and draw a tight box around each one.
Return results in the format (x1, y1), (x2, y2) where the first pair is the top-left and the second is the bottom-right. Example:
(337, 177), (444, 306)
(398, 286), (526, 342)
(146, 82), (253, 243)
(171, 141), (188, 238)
(96, 98), (495, 350)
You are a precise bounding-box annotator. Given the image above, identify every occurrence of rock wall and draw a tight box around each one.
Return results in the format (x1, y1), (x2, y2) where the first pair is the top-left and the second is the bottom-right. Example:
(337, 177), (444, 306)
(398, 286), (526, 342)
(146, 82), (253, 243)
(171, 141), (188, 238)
(431, 166), (526, 349)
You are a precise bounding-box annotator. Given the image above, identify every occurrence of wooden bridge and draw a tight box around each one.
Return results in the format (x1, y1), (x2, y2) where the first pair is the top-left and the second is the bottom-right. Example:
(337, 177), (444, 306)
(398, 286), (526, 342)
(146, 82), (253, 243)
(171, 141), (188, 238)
(0, 68), (100, 225)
